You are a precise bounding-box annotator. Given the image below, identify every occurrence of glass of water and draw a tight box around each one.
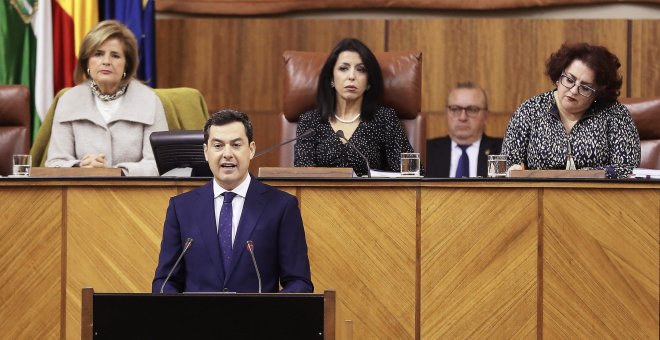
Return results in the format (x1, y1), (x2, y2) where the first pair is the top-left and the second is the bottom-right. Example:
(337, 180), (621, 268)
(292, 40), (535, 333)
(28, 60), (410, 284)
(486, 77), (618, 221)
(487, 154), (507, 178)
(400, 153), (420, 176)
(12, 154), (32, 176)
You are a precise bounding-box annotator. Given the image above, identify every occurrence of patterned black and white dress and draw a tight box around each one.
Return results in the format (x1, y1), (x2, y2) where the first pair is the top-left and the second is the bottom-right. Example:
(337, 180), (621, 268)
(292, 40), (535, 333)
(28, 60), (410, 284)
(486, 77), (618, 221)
(502, 90), (640, 179)
(294, 106), (416, 177)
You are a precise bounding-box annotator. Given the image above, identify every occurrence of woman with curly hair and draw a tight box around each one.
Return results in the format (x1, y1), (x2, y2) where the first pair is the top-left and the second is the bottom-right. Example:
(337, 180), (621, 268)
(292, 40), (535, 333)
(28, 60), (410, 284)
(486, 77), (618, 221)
(502, 42), (640, 178)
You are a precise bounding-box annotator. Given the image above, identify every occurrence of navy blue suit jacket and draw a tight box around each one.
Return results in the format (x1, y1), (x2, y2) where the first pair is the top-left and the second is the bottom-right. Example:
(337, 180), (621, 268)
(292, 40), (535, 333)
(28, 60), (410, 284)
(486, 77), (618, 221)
(425, 134), (503, 178)
(152, 178), (313, 293)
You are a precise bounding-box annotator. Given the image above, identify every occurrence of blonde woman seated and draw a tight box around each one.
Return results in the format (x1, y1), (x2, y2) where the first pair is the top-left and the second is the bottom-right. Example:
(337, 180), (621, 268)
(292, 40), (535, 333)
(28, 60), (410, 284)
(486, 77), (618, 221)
(46, 20), (167, 176)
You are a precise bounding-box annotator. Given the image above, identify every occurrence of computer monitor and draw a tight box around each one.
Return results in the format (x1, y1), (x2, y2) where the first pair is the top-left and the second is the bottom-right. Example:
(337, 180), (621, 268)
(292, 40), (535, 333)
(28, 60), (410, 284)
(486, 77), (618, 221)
(149, 130), (212, 177)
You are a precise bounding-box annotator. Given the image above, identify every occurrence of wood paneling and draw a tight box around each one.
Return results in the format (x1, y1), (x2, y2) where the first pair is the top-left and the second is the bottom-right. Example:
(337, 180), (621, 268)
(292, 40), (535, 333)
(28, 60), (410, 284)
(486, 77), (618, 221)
(543, 188), (659, 339)
(65, 187), (176, 340)
(2, 179), (658, 339)
(0, 188), (61, 339)
(631, 20), (660, 97)
(301, 187), (417, 339)
(421, 188), (538, 339)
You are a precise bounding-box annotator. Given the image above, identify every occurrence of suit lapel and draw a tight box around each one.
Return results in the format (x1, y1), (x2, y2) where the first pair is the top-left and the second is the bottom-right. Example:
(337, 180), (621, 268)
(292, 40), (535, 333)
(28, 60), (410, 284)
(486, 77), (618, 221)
(195, 182), (225, 283)
(224, 179), (267, 284)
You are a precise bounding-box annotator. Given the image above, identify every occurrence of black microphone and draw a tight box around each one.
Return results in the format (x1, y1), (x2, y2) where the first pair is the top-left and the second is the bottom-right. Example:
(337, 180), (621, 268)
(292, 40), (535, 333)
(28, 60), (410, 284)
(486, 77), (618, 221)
(253, 128), (314, 159)
(335, 130), (372, 178)
(246, 240), (262, 293)
(160, 237), (193, 293)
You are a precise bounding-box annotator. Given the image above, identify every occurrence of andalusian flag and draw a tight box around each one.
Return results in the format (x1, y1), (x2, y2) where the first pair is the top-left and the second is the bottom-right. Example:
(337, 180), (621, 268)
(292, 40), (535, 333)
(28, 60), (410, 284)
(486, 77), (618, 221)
(0, 0), (155, 143)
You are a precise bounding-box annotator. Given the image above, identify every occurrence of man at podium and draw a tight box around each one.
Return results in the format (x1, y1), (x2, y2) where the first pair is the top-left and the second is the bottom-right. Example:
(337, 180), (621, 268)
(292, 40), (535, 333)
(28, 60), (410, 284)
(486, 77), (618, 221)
(153, 110), (313, 293)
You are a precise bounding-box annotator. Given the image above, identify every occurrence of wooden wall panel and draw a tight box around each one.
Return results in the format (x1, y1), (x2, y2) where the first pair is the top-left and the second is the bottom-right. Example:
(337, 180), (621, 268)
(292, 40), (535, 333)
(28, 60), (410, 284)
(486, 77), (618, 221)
(301, 187), (417, 339)
(421, 188), (538, 339)
(65, 187), (176, 340)
(631, 20), (660, 97)
(543, 188), (659, 339)
(0, 188), (61, 340)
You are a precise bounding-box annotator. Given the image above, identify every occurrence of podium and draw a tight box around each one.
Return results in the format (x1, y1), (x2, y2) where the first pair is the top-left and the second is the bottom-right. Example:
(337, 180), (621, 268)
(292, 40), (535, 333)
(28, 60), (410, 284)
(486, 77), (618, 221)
(81, 288), (336, 339)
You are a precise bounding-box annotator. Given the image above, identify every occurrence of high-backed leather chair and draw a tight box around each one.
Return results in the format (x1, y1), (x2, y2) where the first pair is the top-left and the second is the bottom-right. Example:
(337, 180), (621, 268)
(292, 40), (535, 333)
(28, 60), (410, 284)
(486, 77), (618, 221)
(0, 85), (31, 176)
(620, 97), (660, 170)
(30, 87), (209, 167)
(279, 50), (424, 166)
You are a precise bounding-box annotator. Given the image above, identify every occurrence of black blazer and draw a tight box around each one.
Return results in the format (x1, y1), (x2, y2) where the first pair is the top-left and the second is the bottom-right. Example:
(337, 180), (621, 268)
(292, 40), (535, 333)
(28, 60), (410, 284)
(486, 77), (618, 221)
(425, 135), (503, 178)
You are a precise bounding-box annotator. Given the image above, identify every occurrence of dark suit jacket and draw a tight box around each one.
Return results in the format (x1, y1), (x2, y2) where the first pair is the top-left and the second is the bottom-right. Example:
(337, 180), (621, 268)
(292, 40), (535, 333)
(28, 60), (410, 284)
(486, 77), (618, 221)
(152, 178), (313, 293)
(425, 135), (503, 178)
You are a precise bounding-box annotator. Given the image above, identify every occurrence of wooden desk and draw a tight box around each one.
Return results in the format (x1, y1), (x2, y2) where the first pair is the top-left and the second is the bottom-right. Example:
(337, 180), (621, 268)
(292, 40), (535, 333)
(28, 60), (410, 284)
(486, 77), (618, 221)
(1, 178), (658, 339)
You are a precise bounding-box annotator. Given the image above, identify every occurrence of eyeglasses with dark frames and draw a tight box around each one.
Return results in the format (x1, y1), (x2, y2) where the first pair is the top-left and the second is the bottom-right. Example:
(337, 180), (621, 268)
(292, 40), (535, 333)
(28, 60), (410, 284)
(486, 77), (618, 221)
(446, 105), (486, 117)
(559, 73), (597, 98)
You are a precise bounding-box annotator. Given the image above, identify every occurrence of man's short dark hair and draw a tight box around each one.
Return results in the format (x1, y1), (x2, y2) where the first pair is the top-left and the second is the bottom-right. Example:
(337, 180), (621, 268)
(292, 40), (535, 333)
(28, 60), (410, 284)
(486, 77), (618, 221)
(203, 109), (254, 143)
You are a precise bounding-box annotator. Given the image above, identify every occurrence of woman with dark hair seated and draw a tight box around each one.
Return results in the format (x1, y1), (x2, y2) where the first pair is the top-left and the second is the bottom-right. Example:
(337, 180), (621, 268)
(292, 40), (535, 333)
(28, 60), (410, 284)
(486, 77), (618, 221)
(502, 42), (640, 178)
(293, 38), (417, 177)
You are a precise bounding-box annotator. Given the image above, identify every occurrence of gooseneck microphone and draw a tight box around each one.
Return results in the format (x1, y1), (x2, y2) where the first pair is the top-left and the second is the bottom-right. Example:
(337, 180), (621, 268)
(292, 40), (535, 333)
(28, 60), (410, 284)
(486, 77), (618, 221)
(335, 130), (372, 178)
(246, 240), (262, 293)
(253, 128), (314, 159)
(160, 237), (193, 293)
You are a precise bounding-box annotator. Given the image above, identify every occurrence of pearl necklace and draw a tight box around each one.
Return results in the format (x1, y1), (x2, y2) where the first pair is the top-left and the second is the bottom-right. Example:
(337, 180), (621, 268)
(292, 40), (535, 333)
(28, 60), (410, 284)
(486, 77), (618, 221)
(334, 113), (361, 124)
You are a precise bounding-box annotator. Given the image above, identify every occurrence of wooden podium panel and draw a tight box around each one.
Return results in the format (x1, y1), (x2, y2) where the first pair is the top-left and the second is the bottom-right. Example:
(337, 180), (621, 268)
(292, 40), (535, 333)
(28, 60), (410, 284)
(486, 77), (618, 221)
(1, 179), (658, 339)
(65, 186), (176, 340)
(421, 188), (538, 339)
(543, 188), (660, 339)
(0, 187), (62, 339)
(301, 187), (417, 339)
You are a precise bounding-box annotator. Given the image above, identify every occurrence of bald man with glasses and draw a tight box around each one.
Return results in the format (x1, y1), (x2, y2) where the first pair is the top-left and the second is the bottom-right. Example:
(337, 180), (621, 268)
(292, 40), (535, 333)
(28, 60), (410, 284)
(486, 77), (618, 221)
(425, 82), (502, 178)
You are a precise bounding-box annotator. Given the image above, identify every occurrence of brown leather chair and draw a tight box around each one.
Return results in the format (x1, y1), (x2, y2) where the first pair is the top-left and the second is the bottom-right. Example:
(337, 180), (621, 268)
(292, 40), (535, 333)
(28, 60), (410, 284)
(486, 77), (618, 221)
(620, 97), (660, 169)
(279, 50), (425, 166)
(0, 85), (31, 176)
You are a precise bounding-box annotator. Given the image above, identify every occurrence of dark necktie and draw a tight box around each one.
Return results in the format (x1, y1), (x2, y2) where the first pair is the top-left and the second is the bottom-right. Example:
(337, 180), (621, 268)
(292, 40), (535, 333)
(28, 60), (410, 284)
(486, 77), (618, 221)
(455, 144), (470, 178)
(219, 192), (237, 273)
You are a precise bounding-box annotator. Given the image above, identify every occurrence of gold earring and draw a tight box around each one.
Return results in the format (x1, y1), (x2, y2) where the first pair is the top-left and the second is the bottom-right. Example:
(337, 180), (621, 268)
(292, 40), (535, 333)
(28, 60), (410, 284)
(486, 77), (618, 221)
(87, 68), (90, 75)
(122, 72), (126, 78)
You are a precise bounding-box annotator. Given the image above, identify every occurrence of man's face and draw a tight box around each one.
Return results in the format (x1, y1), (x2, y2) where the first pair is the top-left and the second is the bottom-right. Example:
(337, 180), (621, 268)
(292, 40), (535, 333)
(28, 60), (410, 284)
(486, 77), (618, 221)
(204, 122), (255, 190)
(446, 88), (489, 145)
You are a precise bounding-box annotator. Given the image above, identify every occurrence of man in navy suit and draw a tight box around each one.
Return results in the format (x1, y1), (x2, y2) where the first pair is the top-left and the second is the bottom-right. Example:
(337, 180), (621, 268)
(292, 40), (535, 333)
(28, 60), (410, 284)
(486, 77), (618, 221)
(152, 110), (313, 293)
(426, 82), (502, 177)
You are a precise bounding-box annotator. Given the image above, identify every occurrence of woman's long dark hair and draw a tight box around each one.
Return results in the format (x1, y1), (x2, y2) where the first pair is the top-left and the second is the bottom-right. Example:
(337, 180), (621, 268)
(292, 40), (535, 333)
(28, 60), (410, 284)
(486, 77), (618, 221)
(317, 38), (384, 122)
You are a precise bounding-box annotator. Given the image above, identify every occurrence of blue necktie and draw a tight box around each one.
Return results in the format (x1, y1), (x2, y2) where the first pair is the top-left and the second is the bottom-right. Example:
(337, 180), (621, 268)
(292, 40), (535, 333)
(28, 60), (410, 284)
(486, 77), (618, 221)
(455, 144), (470, 178)
(219, 192), (237, 274)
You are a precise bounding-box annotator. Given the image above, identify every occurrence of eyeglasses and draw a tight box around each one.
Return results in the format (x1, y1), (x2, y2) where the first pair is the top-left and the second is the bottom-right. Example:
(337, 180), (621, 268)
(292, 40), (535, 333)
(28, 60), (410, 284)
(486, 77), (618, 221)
(559, 73), (597, 98)
(447, 105), (486, 117)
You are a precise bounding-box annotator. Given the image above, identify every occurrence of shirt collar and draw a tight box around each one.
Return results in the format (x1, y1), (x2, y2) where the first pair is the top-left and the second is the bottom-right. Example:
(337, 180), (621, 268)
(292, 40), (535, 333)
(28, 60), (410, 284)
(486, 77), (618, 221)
(213, 174), (251, 199)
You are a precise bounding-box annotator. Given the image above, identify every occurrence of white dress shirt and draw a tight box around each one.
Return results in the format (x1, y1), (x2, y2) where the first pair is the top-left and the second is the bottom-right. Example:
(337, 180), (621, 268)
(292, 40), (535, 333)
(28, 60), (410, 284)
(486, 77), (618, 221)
(213, 174), (251, 246)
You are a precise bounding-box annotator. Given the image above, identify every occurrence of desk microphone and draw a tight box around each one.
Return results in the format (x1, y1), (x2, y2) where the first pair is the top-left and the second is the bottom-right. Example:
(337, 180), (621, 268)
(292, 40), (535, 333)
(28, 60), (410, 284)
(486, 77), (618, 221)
(159, 238), (193, 293)
(253, 128), (314, 159)
(335, 130), (372, 178)
(246, 240), (262, 293)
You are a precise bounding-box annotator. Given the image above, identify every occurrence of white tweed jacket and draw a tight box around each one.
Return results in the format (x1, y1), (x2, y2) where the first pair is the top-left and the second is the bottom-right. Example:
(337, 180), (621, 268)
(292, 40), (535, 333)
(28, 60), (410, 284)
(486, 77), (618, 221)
(46, 80), (168, 176)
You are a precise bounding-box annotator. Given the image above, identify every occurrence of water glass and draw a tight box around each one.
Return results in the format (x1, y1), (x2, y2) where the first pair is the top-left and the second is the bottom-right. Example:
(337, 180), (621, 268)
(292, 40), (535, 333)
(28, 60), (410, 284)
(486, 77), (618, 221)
(487, 154), (507, 178)
(400, 153), (421, 176)
(13, 154), (32, 176)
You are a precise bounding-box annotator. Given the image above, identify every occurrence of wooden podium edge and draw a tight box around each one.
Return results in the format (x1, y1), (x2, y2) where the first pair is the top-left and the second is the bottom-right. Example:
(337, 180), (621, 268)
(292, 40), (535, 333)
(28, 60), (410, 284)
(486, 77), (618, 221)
(258, 167), (354, 178)
(30, 167), (123, 177)
(81, 287), (94, 340)
(509, 169), (606, 178)
(324, 290), (336, 340)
